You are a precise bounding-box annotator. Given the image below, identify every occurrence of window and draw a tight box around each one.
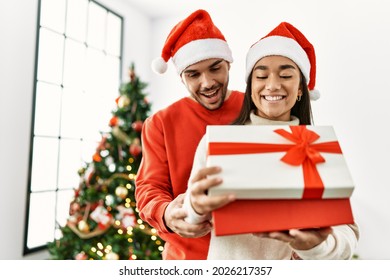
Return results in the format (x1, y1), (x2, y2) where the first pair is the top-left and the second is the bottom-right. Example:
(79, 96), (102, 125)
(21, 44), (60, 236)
(24, 0), (123, 254)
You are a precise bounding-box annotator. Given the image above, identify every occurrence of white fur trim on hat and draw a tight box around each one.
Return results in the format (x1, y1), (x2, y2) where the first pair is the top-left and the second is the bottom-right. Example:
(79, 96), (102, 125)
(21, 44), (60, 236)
(245, 36), (310, 82)
(172, 38), (233, 74)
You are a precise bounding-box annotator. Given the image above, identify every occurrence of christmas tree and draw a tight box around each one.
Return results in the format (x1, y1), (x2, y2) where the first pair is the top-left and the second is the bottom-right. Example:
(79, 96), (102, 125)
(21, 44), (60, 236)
(48, 63), (164, 260)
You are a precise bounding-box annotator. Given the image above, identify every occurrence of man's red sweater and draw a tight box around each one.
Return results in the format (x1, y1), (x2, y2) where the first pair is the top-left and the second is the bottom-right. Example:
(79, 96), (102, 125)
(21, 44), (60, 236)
(135, 91), (244, 259)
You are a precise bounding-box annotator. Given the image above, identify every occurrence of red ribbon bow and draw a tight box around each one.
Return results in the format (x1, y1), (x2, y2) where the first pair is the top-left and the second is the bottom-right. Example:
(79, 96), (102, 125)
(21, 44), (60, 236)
(208, 126), (342, 199)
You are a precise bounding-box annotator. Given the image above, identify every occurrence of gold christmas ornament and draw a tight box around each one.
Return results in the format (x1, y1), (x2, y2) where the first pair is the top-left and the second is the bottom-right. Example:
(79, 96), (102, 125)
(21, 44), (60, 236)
(77, 220), (90, 233)
(105, 252), (119, 260)
(68, 222), (109, 239)
(115, 185), (128, 199)
(132, 138), (141, 145)
(117, 95), (131, 108)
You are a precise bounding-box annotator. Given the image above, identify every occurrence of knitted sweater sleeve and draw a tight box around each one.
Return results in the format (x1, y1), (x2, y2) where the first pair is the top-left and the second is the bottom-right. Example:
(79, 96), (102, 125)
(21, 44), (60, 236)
(293, 223), (360, 260)
(135, 116), (173, 234)
(183, 135), (211, 224)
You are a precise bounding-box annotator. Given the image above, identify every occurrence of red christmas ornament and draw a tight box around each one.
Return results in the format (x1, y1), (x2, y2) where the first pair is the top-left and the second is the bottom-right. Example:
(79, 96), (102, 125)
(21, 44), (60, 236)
(109, 116), (118, 127)
(131, 120), (143, 132)
(92, 152), (102, 162)
(129, 144), (142, 157)
(75, 252), (88, 260)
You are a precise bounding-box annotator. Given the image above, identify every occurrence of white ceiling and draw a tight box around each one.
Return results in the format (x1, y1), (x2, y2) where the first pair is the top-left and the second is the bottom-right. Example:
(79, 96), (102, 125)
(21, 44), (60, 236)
(124, 0), (226, 19)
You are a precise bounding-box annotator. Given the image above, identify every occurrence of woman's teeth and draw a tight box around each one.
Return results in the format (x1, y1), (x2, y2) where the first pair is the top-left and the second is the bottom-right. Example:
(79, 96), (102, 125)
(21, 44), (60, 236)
(263, 95), (284, 101)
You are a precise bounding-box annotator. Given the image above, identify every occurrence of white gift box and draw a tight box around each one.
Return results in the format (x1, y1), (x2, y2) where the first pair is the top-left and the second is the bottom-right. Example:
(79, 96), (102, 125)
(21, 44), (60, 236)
(206, 125), (355, 200)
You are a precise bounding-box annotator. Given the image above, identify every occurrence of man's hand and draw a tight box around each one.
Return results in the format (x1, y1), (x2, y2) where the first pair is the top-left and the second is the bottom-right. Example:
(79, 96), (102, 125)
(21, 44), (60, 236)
(164, 193), (212, 238)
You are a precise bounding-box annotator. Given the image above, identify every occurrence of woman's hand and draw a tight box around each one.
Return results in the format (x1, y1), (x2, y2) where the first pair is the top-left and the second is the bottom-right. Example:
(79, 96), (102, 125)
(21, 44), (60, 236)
(189, 166), (235, 216)
(253, 227), (333, 250)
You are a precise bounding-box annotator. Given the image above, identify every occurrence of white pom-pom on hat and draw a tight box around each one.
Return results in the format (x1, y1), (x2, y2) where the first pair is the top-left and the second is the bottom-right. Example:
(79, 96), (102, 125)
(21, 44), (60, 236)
(151, 57), (168, 74)
(310, 89), (320, 101)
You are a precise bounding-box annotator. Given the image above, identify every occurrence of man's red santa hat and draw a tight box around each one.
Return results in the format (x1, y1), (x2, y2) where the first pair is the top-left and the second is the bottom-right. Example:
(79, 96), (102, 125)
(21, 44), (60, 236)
(152, 9), (233, 75)
(246, 22), (320, 100)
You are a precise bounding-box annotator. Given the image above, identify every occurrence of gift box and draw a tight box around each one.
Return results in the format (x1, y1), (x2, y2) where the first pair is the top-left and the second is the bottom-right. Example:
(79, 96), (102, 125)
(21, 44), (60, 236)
(205, 125), (355, 236)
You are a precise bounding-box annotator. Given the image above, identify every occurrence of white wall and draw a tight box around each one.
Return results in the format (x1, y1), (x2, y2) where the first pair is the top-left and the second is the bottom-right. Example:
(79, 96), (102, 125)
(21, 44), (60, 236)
(1, 0), (389, 260)
(0, 0), (44, 260)
(149, 0), (390, 259)
(0, 0), (152, 260)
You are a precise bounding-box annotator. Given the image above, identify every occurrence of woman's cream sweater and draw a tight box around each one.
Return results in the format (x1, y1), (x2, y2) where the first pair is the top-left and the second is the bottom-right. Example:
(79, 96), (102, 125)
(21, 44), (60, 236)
(183, 112), (359, 260)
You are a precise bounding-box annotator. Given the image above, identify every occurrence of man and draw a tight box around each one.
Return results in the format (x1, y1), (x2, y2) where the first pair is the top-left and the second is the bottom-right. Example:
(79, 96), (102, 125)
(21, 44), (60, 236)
(135, 9), (244, 260)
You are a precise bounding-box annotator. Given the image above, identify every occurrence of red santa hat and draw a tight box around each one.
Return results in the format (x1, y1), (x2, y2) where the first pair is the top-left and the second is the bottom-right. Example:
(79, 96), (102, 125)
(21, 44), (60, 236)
(151, 9), (233, 75)
(246, 22), (320, 100)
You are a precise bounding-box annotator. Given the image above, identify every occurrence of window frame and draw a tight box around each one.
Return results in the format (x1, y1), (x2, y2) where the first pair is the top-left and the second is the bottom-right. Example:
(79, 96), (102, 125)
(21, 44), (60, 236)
(24, 0), (124, 255)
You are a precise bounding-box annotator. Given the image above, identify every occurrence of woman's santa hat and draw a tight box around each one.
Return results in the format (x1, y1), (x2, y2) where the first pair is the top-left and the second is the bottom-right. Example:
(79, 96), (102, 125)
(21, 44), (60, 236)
(246, 22), (320, 100)
(151, 9), (233, 75)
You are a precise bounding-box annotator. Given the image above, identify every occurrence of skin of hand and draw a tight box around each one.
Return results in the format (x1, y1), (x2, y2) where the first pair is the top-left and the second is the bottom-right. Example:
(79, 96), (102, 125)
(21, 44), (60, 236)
(253, 227), (333, 250)
(189, 166), (236, 215)
(163, 193), (212, 238)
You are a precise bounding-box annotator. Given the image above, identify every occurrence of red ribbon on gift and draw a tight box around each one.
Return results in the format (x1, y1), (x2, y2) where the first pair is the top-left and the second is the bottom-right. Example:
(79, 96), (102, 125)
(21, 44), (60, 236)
(207, 126), (343, 199)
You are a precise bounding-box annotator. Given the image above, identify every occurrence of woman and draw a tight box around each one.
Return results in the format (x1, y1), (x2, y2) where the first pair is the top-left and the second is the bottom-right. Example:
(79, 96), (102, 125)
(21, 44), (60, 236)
(182, 22), (359, 259)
